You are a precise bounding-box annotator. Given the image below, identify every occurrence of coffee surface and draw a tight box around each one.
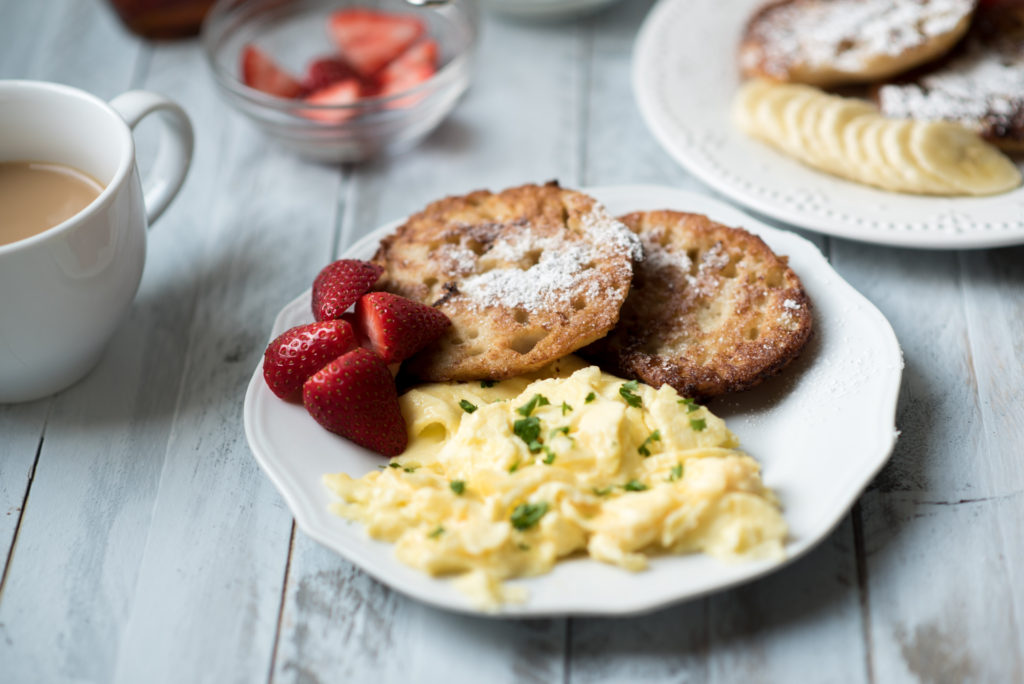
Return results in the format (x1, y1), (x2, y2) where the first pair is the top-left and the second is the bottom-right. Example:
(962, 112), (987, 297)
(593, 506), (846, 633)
(0, 161), (104, 246)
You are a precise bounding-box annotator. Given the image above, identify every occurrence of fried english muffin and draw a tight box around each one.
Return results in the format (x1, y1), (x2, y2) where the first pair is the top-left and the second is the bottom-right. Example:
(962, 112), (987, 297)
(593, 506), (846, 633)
(583, 211), (812, 400)
(875, 2), (1024, 152)
(740, 0), (976, 87)
(372, 182), (642, 382)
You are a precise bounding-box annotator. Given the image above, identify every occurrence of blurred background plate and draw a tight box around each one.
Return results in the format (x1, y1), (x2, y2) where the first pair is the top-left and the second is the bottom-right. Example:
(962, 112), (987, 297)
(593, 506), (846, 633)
(633, 0), (1024, 249)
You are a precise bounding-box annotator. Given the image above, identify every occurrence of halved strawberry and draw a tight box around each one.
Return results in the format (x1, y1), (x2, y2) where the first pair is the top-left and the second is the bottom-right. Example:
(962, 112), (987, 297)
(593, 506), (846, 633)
(301, 79), (361, 123)
(378, 40), (438, 99)
(327, 8), (426, 77)
(303, 347), (407, 456)
(354, 291), (451, 364)
(241, 44), (306, 98)
(303, 56), (360, 92)
(312, 259), (384, 321)
(263, 319), (357, 400)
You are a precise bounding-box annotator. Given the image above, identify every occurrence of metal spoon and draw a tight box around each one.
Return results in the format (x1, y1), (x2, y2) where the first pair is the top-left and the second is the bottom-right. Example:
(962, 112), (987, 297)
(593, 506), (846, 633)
(404, 0), (451, 5)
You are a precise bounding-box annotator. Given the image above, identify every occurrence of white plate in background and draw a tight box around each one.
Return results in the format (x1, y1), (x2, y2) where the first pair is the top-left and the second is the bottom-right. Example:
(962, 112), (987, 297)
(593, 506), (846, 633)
(633, 0), (1024, 249)
(243, 185), (902, 616)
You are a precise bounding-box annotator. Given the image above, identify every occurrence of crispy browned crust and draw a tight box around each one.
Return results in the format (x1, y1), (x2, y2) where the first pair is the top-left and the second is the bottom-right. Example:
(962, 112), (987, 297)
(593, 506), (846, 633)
(583, 211), (813, 400)
(872, 3), (1024, 152)
(372, 182), (640, 382)
(739, 0), (976, 87)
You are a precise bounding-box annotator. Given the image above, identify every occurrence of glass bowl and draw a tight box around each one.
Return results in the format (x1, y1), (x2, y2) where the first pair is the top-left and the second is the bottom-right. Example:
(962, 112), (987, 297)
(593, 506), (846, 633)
(202, 0), (478, 162)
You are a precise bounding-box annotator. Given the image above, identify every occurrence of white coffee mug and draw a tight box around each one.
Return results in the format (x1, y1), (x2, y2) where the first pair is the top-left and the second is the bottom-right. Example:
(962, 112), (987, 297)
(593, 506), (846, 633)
(0, 80), (193, 403)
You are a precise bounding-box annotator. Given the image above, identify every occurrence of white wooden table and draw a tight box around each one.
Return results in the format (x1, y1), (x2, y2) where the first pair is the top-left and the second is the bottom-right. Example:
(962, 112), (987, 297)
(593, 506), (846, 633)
(2, 2), (1022, 682)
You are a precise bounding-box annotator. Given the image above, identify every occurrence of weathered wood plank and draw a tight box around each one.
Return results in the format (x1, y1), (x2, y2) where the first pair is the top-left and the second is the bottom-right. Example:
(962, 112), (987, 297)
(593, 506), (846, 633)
(0, 4), (151, 681)
(269, 12), (585, 683)
(104, 41), (343, 684)
(829, 243), (1024, 682)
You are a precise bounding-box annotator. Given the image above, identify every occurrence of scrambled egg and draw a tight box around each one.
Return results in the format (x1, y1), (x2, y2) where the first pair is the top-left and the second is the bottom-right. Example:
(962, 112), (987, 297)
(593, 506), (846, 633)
(324, 357), (786, 607)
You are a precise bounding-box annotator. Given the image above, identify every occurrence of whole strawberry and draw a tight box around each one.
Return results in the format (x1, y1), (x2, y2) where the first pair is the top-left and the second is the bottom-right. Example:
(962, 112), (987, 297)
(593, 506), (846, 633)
(303, 348), (407, 456)
(263, 320), (357, 400)
(312, 259), (383, 321)
(355, 292), (451, 364)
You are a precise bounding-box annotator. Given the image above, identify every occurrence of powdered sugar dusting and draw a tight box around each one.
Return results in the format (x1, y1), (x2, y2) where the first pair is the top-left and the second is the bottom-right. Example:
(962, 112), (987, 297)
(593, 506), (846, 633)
(748, 0), (973, 76)
(877, 39), (1024, 130)
(458, 204), (638, 311)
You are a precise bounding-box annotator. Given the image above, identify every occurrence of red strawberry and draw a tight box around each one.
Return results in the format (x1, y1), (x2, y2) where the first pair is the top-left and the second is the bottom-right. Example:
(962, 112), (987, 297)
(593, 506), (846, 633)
(327, 8), (426, 77)
(379, 40), (438, 99)
(312, 259), (384, 321)
(303, 56), (360, 92)
(303, 348), (407, 456)
(263, 320), (358, 400)
(241, 44), (306, 98)
(301, 79), (361, 123)
(354, 292), (451, 364)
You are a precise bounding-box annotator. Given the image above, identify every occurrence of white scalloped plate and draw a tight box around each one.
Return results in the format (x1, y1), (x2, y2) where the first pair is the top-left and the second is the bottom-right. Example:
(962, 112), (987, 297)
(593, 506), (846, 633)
(633, 0), (1024, 249)
(243, 185), (902, 616)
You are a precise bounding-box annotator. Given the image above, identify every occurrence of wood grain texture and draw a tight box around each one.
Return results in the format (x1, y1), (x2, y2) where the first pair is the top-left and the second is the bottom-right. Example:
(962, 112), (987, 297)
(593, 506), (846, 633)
(0, 3), (150, 681)
(829, 243), (1024, 682)
(106, 40), (344, 684)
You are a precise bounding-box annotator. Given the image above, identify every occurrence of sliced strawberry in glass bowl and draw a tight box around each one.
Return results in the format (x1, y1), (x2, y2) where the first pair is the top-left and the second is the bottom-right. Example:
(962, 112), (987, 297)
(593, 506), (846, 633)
(202, 0), (478, 162)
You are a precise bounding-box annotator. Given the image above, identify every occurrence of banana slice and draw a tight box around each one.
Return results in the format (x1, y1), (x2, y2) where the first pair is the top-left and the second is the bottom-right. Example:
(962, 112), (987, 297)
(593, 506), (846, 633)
(732, 79), (1022, 196)
(816, 99), (876, 173)
(732, 79), (774, 137)
(861, 117), (914, 192)
(911, 121), (1022, 196)
(880, 120), (958, 195)
(754, 84), (799, 147)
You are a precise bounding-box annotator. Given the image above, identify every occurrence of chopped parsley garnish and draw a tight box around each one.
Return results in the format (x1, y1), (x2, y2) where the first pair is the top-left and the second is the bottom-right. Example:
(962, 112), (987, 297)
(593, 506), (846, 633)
(561, 401), (572, 415)
(542, 446), (556, 465)
(619, 380), (642, 408)
(513, 416), (543, 453)
(459, 399), (478, 414)
(637, 429), (662, 457)
(549, 426), (570, 439)
(678, 397), (700, 413)
(428, 526), (444, 539)
(510, 502), (549, 530)
(585, 391), (596, 404)
(387, 462), (402, 469)
(516, 394), (550, 417)
(622, 480), (648, 492)
(480, 380), (496, 388)
(518, 543), (531, 551)
(592, 486), (612, 496)
(668, 463), (684, 482)
(690, 418), (707, 432)
(450, 480), (466, 495)
(509, 459), (521, 473)
(404, 465), (419, 473)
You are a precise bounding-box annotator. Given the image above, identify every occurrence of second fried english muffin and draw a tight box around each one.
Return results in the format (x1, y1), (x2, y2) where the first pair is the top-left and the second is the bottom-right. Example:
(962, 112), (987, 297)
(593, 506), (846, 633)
(371, 182), (642, 382)
(739, 0), (976, 87)
(583, 211), (812, 400)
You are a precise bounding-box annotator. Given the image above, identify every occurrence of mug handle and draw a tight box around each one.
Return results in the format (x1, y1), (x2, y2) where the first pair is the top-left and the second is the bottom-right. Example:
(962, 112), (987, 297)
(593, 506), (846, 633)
(109, 91), (194, 226)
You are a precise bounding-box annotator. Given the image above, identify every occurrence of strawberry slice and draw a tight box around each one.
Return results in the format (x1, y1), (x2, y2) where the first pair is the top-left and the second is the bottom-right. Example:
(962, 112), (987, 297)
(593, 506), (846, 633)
(303, 348), (407, 456)
(327, 8), (426, 77)
(354, 291), (451, 364)
(303, 56), (360, 92)
(301, 79), (361, 123)
(263, 319), (357, 400)
(378, 40), (438, 98)
(312, 259), (384, 321)
(241, 44), (305, 98)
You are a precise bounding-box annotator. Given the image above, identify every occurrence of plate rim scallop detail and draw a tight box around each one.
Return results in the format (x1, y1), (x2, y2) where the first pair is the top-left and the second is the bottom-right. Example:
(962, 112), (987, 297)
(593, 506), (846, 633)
(243, 184), (903, 617)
